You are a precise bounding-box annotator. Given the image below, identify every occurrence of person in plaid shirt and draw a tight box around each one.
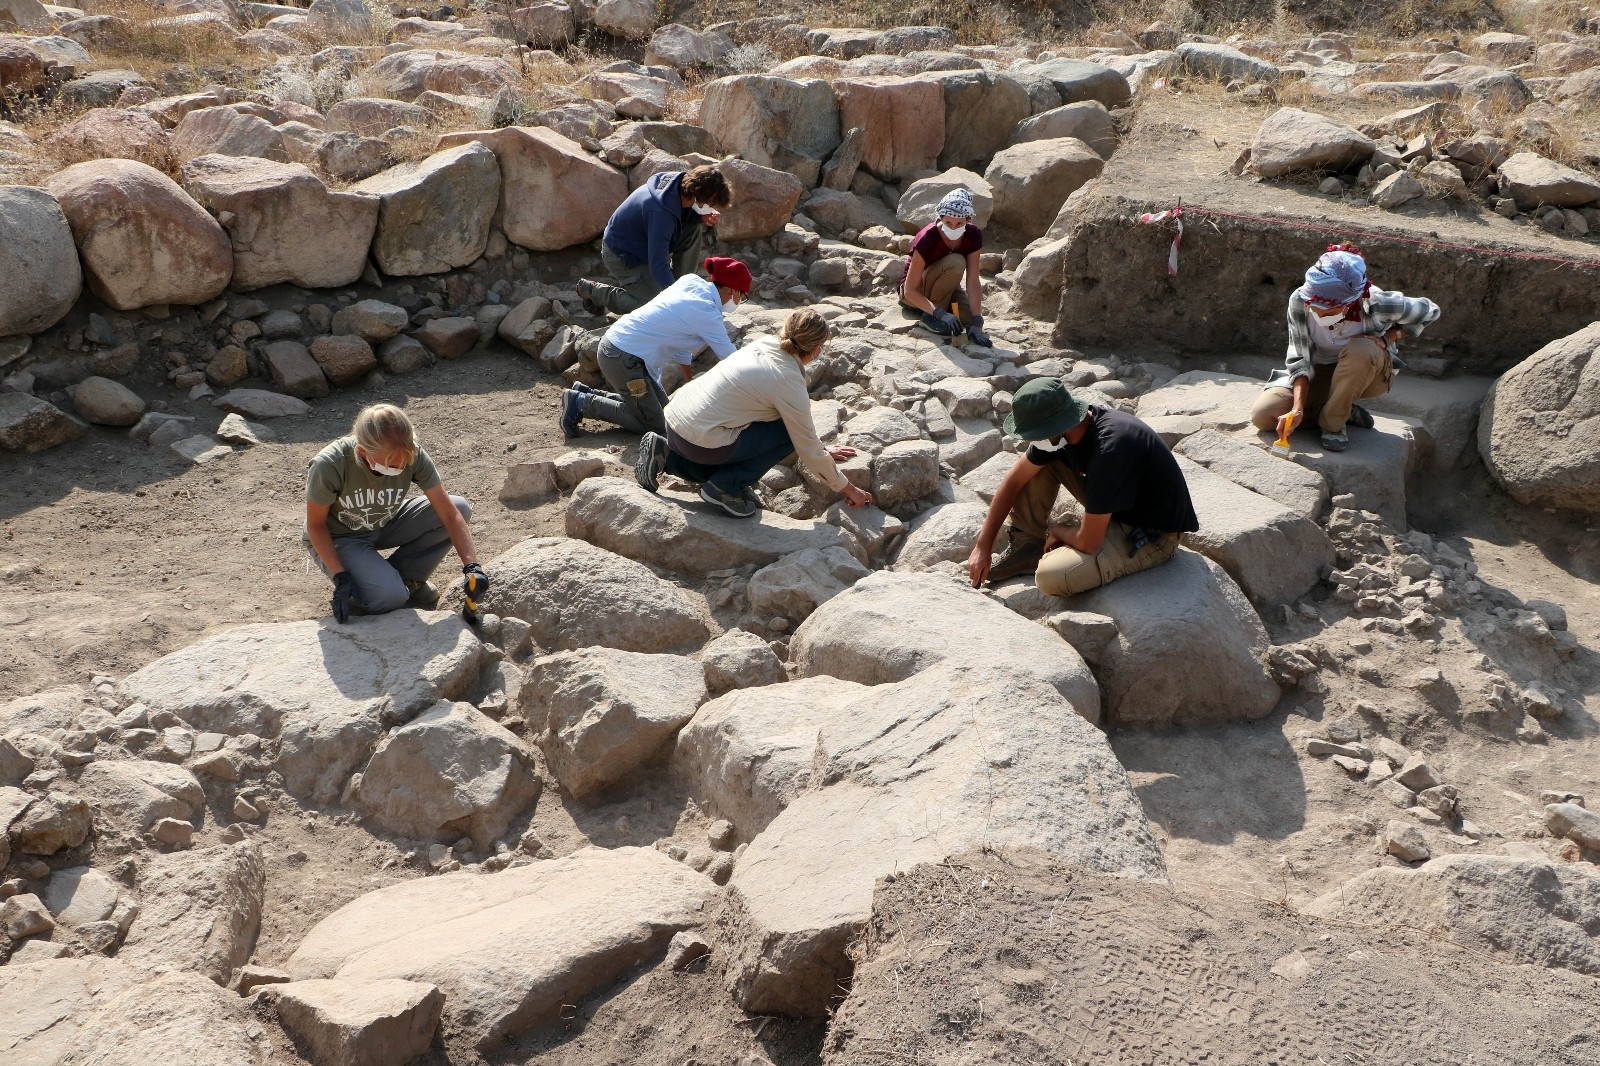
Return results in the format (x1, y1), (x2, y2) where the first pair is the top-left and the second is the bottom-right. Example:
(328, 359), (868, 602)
(1250, 244), (1441, 452)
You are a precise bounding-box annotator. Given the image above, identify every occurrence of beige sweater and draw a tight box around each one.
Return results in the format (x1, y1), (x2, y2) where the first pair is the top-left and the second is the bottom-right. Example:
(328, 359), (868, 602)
(664, 337), (846, 491)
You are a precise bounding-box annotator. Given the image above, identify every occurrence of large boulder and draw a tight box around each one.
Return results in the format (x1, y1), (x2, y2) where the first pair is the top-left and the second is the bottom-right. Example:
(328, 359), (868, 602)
(0, 394), (86, 452)
(790, 570), (1101, 723)
(118, 611), (483, 803)
(1174, 428), (1329, 519)
(896, 167), (993, 230)
(77, 759), (202, 833)
(44, 108), (170, 167)
(930, 69), (1030, 170)
(362, 49), (517, 102)
(1247, 107), (1376, 178)
(0, 37), (46, 90)
(720, 661), (1163, 1016)
(1497, 151), (1600, 209)
(353, 141), (499, 276)
(1074, 549), (1280, 726)
(1479, 322), (1600, 513)
(1306, 856), (1600, 976)
(265, 979), (443, 1066)
(892, 501), (989, 570)
(1016, 57), (1131, 107)
(357, 701), (538, 848)
(436, 126), (627, 252)
(699, 75), (842, 187)
(170, 105), (288, 165)
(179, 154), (378, 290)
(286, 847), (716, 1050)
(644, 22), (729, 68)
(524, 648), (706, 800)
(328, 97), (433, 137)
(481, 536), (708, 652)
(1177, 456), (1334, 605)
(0, 185), (81, 337)
(0, 963), (268, 1064)
(565, 477), (859, 577)
(1178, 41), (1281, 83)
(1011, 100), (1117, 157)
(717, 157), (806, 241)
(117, 841), (265, 985)
(45, 159), (232, 311)
(834, 76), (945, 181)
(593, 0), (656, 38)
(0, 0), (51, 31)
(984, 137), (1104, 241)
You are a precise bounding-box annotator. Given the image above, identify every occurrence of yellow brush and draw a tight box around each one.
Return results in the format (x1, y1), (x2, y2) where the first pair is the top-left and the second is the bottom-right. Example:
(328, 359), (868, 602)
(1271, 413), (1295, 458)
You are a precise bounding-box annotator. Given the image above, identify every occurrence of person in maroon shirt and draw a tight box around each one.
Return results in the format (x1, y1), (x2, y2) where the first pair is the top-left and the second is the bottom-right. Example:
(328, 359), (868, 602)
(897, 187), (993, 347)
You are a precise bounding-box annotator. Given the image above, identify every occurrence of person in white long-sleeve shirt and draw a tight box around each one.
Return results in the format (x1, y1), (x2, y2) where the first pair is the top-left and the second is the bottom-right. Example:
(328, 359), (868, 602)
(633, 307), (875, 519)
(560, 257), (751, 439)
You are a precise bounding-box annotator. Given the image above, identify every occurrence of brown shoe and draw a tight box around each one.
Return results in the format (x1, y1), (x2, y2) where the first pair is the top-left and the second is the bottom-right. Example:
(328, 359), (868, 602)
(987, 534), (1044, 584)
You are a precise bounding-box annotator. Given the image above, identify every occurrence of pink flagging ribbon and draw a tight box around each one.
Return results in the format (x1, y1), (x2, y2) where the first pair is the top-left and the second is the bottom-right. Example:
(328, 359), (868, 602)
(1138, 203), (1184, 276)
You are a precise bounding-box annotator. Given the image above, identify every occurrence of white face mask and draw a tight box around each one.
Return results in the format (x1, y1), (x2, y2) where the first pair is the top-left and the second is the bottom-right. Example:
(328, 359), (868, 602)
(692, 203), (717, 217)
(939, 222), (967, 241)
(722, 298), (739, 314)
(1032, 435), (1068, 453)
(361, 450), (405, 477)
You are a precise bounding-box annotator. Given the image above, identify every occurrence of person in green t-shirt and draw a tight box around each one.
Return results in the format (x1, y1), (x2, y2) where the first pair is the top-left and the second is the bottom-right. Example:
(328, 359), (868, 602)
(304, 403), (488, 622)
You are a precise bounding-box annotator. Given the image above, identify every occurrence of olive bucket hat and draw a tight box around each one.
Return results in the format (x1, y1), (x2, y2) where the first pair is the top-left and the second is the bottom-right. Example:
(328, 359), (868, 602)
(1004, 377), (1088, 441)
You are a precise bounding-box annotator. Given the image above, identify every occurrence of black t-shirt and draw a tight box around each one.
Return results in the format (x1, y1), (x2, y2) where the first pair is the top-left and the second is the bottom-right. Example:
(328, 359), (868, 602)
(1025, 406), (1199, 533)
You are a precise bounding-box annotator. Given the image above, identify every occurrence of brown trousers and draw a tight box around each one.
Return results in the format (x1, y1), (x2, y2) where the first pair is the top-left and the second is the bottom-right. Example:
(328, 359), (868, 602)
(1009, 461), (1181, 596)
(1251, 337), (1394, 435)
(901, 252), (972, 323)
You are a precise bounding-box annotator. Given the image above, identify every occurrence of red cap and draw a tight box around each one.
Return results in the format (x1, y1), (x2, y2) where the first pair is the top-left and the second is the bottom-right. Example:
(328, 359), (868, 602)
(704, 256), (752, 294)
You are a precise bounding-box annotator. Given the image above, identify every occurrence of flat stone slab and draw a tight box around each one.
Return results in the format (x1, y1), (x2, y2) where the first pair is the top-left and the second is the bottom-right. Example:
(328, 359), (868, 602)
(565, 476), (859, 577)
(1178, 456), (1334, 606)
(287, 846), (716, 1051)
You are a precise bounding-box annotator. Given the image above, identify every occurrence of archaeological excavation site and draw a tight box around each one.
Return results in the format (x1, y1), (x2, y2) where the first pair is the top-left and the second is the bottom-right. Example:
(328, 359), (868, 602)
(2, 0), (1600, 1060)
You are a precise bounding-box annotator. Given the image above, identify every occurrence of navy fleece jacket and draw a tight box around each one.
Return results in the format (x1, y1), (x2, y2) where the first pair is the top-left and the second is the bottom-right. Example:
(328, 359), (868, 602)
(601, 171), (691, 289)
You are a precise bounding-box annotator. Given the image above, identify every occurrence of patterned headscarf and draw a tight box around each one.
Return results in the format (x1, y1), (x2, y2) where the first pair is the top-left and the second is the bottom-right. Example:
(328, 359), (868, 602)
(1297, 248), (1369, 308)
(935, 188), (976, 221)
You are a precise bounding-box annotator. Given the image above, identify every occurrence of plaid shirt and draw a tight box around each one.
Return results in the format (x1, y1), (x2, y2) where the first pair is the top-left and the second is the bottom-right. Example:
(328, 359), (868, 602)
(1268, 287), (1442, 388)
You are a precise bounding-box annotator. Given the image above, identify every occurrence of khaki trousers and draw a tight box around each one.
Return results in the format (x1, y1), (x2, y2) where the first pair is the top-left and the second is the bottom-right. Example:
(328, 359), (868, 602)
(1251, 337), (1394, 435)
(1009, 462), (1181, 596)
(901, 252), (972, 323)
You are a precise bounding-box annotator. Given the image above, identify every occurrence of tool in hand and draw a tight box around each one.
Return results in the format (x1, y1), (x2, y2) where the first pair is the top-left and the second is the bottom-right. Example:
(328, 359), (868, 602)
(461, 562), (489, 626)
(1271, 412), (1296, 458)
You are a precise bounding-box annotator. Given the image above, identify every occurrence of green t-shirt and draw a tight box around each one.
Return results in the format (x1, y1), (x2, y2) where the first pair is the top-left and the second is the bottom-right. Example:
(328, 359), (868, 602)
(306, 436), (441, 538)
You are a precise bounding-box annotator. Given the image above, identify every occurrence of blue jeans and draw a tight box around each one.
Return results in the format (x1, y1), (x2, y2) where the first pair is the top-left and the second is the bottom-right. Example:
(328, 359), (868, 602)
(666, 420), (793, 495)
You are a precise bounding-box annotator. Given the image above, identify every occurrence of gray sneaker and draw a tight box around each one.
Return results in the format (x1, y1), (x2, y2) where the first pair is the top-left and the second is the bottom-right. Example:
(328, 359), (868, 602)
(635, 431), (668, 493)
(404, 579), (440, 608)
(701, 483), (758, 518)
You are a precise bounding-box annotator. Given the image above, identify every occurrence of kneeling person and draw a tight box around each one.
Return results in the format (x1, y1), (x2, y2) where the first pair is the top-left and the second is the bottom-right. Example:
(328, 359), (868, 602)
(968, 378), (1198, 595)
(305, 403), (487, 622)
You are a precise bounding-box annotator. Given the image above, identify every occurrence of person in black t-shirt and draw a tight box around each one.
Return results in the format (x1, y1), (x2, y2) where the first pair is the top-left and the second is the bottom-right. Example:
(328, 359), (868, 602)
(968, 377), (1199, 596)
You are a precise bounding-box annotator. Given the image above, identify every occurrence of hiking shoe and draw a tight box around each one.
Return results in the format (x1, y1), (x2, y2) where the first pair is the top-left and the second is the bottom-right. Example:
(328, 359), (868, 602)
(1347, 404), (1375, 429)
(574, 278), (602, 316)
(559, 388), (585, 439)
(701, 482), (758, 518)
(571, 381), (595, 396)
(635, 431), (668, 493)
(404, 579), (440, 608)
(987, 534), (1045, 584)
(1321, 430), (1348, 452)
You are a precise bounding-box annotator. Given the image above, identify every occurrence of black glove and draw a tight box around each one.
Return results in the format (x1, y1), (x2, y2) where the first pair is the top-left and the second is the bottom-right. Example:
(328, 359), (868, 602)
(462, 562), (490, 598)
(331, 572), (357, 624)
(921, 309), (960, 336)
(967, 315), (993, 347)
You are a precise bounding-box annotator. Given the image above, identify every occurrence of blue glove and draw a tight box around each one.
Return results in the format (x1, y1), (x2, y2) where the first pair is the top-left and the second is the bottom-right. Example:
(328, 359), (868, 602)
(921, 309), (960, 336)
(967, 314), (993, 347)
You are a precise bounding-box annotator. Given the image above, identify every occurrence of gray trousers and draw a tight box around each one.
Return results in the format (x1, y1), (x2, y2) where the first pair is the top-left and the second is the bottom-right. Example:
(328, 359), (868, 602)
(591, 218), (712, 315)
(308, 494), (472, 614)
(586, 337), (668, 434)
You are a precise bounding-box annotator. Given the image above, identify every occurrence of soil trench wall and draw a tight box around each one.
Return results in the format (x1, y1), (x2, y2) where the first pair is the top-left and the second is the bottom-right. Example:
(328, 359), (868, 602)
(1052, 195), (1600, 373)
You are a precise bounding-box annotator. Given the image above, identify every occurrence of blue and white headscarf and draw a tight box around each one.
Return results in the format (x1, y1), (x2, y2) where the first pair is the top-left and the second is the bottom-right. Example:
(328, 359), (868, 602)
(1297, 249), (1368, 308)
(935, 188), (976, 221)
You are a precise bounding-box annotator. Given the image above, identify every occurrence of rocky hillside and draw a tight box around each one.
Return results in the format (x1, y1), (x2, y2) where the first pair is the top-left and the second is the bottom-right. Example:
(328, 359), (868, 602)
(2, 0), (1600, 1064)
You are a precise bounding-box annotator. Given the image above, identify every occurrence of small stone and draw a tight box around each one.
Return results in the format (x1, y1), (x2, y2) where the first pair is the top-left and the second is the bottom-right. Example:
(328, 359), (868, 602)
(236, 964), (293, 995)
(1306, 739), (1368, 759)
(1404, 806), (1444, 827)
(1377, 778), (1415, 808)
(1331, 755), (1368, 776)
(1325, 714), (1362, 744)
(1544, 802), (1600, 850)
(1383, 820), (1430, 862)
(149, 817), (194, 846)
(1416, 784), (1458, 816)
(707, 819), (735, 850)
(0, 893), (55, 940)
(233, 796), (261, 820)
(665, 929), (712, 971)
(1394, 754), (1441, 792)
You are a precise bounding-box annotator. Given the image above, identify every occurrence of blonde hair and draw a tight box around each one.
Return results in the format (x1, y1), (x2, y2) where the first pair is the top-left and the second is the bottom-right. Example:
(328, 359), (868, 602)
(352, 404), (416, 460)
(778, 308), (829, 359)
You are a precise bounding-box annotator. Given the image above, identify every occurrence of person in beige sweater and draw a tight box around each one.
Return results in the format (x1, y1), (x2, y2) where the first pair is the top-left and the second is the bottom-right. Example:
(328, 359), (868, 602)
(634, 308), (875, 518)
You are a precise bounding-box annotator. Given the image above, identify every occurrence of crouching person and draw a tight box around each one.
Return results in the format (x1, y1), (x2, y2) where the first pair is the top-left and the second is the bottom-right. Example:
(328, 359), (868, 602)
(1251, 243), (1441, 453)
(304, 403), (488, 622)
(968, 378), (1198, 595)
(633, 307), (874, 518)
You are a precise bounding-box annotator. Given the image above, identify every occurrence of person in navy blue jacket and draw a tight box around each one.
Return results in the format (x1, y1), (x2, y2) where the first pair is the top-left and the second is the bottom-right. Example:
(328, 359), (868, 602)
(576, 165), (732, 316)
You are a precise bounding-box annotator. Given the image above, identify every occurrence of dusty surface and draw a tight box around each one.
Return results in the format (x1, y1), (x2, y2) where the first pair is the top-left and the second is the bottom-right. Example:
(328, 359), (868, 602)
(828, 848), (1600, 1065)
